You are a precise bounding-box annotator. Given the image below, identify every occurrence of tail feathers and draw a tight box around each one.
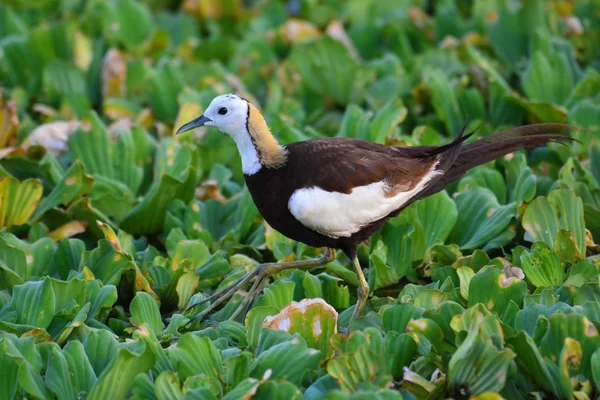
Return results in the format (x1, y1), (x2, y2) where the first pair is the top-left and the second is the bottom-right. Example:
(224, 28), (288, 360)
(420, 123), (577, 198)
(431, 117), (477, 173)
(463, 123), (576, 151)
(430, 117), (476, 155)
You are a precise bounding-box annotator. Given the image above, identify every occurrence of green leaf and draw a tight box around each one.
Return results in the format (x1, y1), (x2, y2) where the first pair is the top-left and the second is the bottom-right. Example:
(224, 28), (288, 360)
(222, 351), (251, 388)
(100, 0), (154, 51)
(169, 333), (223, 381)
(52, 238), (85, 280)
(82, 240), (133, 285)
(254, 279), (295, 310)
(46, 347), (77, 400)
(290, 37), (368, 106)
(170, 239), (211, 271)
(83, 280), (118, 321)
(457, 267), (475, 300)
(0, 335), (19, 399)
(42, 61), (87, 109)
(87, 331), (155, 400)
(413, 191), (458, 256)
(176, 273), (199, 310)
(88, 176), (135, 222)
(120, 168), (198, 236)
(449, 187), (517, 250)
(523, 189), (586, 255)
(68, 113), (116, 179)
(155, 371), (183, 400)
(130, 291), (163, 336)
(406, 318), (447, 354)
(458, 168), (507, 204)
(452, 249), (492, 272)
(424, 68), (463, 135)
(131, 373), (158, 400)
(512, 166), (537, 206)
(68, 112), (143, 193)
(4, 235), (57, 279)
(31, 161), (93, 221)
(63, 340), (97, 395)
(369, 248), (402, 291)
(448, 326), (515, 396)
(539, 313), (600, 378)
(488, 7), (528, 67)
(12, 278), (55, 329)
(367, 98), (407, 143)
(250, 336), (322, 385)
(507, 93), (569, 123)
(222, 379), (260, 400)
(382, 303), (424, 334)
(554, 229), (584, 264)
(18, 361), (51, 400)
(337, 104), (369, 138)
(155, 138), (195, 183)
(520, 242), (564, 287)
(522, 51), (574, 105)
(0, 258), (25, 292)
(591, 348), (600, 390)
(253, 380), (302, 400)
(145, 61), (185, 123)
(304, 375), (340, 400)
(507, 332), (560, 396)
(423, 301), (464, 345)
(468, 267), (527, 316)
(318, 273), (350, 309)
(84, 330), (119, 377)
(245, 306), (279, 350)
(327, 344), (391, 393)
(50, 277), (86, 314)
(455, 249), (489, 273)
(385, 332), (417, 379)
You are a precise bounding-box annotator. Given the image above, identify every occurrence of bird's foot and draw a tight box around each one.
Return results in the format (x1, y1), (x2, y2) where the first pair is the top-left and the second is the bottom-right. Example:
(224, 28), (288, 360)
(184, 248), (336, 327)
(338, 258), (370, 334)
(339, 305), (365, 335)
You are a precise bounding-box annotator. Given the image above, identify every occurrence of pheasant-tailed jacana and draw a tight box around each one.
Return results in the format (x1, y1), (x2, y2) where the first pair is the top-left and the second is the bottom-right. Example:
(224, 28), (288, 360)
(177, 94), (574, 326)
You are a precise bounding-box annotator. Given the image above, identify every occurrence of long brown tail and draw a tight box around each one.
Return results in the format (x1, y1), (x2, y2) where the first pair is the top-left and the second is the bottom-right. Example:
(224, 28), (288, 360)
(420, 123), (577, 198)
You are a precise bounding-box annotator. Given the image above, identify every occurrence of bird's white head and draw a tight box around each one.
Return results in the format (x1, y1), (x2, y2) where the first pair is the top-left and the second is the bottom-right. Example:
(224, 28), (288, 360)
(177, 93), (288, 175)
(177, 94), (248, 138)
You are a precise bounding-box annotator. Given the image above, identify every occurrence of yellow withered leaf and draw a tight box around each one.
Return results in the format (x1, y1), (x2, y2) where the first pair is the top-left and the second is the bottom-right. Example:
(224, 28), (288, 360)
(0, 96), (19, 149)
(0, 177), (43, 228)
(263, 298), (338, 360)
(102, 48), (127, 98)
(48, 220), (88, 241)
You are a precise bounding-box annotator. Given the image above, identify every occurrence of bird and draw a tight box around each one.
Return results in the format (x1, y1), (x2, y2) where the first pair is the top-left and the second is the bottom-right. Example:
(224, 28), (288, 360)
(177, 93), (574, 327)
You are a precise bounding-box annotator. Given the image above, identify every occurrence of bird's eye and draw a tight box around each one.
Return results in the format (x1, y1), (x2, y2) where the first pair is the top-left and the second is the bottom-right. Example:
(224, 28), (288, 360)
(218, 107), (228, 115)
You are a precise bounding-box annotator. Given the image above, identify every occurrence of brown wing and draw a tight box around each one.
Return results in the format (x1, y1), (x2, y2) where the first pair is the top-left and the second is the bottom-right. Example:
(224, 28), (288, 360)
(285, 118), (473, 195)
(286, 137), (440, 194)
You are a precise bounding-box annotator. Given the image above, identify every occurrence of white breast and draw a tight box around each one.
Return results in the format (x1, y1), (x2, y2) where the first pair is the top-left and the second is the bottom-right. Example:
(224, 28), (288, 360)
(288, 167), (441, 238)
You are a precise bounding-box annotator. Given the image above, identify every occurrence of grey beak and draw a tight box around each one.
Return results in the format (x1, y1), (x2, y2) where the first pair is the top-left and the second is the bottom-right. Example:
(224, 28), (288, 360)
(176, 114), (212, 134)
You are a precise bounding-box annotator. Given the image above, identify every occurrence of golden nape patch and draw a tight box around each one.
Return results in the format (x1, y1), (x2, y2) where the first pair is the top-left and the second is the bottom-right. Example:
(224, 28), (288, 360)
(247, 103), (288, 168)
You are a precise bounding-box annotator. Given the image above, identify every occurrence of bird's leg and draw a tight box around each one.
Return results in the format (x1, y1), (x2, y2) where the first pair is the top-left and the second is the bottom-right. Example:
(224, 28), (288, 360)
(348, 257), (369, 327)
(228, 272), (269, 321)
(185, 248), (336, 325)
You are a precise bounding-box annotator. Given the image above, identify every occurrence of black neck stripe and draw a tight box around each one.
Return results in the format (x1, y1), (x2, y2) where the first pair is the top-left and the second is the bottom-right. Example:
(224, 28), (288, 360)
(244, 101), (263, 163)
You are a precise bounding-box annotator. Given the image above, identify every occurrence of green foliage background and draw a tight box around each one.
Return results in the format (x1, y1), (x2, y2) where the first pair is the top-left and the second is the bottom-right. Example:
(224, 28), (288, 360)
(0, 0), (599, 398)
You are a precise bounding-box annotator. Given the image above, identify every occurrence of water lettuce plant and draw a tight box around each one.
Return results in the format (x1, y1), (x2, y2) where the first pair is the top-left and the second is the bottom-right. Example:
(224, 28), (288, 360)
(0, 0), (599, 398)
